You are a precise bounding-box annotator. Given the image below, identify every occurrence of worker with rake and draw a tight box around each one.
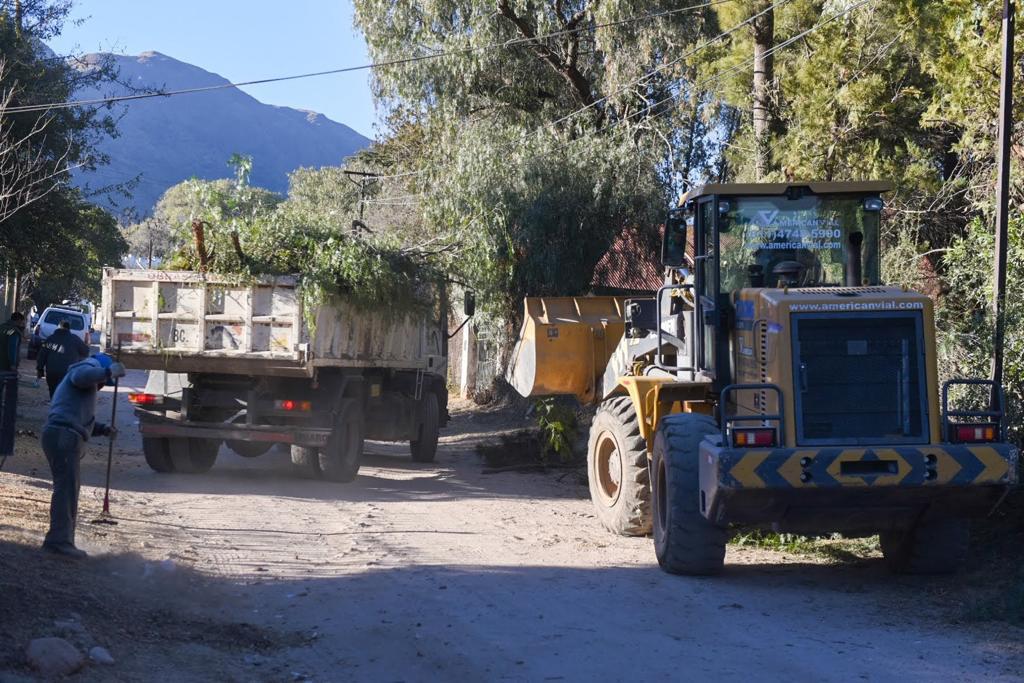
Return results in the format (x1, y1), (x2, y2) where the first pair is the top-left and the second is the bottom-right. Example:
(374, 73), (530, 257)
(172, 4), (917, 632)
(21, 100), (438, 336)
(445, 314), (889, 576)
(40, 349), (125, 559)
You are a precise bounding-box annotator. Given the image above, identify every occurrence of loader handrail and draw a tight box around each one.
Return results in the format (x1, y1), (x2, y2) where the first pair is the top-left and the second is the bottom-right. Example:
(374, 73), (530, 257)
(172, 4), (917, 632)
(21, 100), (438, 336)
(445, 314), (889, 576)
(719, 383), (786, 446)
(655, 284), (696, 374)
(941, 378), (1006, 441)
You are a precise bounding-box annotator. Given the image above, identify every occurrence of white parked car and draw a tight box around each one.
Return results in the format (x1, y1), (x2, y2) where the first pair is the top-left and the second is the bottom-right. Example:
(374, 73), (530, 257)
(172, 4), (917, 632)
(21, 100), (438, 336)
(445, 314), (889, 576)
(27, 305), (92, 359)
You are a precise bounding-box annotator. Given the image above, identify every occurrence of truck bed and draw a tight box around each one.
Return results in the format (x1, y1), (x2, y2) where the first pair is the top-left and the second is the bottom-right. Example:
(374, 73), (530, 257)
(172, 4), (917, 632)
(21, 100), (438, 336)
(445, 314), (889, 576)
(100, 268), (444, 377)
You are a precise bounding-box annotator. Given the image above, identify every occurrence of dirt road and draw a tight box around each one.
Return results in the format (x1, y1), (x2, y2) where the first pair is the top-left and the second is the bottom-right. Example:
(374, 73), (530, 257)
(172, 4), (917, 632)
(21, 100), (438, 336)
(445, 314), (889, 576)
(1, 370), (1022, 681)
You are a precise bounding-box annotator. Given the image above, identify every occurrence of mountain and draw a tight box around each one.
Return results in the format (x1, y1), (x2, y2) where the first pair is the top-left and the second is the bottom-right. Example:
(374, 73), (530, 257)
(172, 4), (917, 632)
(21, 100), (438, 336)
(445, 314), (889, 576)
(74, 51), (371, 216)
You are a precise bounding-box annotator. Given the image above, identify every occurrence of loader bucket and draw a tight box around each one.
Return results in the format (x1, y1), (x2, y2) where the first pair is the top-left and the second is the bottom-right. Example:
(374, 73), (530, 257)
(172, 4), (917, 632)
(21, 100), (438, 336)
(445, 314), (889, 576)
(506, 297), (626, 404)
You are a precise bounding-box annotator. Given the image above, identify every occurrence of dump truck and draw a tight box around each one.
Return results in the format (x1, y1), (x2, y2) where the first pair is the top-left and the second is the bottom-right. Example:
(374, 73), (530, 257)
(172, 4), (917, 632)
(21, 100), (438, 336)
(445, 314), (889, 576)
(509, 181), (1018, 575)
(100, 267), (467, 482)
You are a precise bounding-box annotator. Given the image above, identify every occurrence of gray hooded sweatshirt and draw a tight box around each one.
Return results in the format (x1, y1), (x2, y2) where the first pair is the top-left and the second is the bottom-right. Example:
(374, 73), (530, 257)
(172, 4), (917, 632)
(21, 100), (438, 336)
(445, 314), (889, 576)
(44, 357), (111, 440)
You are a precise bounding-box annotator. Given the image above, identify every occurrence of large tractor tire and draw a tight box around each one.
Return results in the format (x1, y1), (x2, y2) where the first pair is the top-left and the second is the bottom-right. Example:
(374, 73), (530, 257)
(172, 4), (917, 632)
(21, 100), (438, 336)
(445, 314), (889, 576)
(168, 438), (219, 474)
(142, 436), (175, 473)
(410, 392), (440, 463)
(651, 413), (727, 576)
(587, 396), (651, 536)
(319, 404), (365, 483)
(880, 517), (969, 575)
(290, 445), (321, 479)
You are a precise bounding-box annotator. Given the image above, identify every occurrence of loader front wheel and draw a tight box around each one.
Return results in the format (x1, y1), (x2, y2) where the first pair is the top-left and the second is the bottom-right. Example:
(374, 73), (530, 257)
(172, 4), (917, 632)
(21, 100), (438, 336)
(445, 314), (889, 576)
(652, 413), (726, 575)
(587, 397), (651, 536)
(880, 517), (969, 575)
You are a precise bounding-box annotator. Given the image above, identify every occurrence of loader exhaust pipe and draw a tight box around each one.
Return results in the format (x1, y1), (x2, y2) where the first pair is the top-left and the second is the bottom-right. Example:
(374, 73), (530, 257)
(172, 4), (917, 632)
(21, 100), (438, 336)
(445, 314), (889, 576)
(846, 231), (864, 287)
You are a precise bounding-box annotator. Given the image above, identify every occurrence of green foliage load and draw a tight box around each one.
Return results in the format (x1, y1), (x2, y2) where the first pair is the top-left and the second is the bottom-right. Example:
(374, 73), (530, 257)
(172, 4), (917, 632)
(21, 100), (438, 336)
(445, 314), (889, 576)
(162, 157), (441, 317)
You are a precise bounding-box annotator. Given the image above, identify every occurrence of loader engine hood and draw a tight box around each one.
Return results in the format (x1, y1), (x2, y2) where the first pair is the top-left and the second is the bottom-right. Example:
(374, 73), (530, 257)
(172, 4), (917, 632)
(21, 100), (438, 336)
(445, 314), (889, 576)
(733, 286), (941, 447)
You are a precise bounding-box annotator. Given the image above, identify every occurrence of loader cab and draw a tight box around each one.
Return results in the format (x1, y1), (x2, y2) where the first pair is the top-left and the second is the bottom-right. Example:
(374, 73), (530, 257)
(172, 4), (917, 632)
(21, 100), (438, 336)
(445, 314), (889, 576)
(663, 181), (890, 387)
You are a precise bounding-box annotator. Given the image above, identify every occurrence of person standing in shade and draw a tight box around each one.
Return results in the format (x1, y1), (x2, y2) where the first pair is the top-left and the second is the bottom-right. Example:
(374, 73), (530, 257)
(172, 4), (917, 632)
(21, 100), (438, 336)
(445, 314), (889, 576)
(0, 312), (24, 372)
(0, 312), (25, 457)
(40, 351), (125, 558)
(36, 320), (89, 398)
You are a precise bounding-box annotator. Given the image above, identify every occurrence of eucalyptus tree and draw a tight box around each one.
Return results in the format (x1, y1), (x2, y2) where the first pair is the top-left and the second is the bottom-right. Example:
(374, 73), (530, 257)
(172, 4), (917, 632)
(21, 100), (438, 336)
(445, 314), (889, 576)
(352, 0), (726, 322)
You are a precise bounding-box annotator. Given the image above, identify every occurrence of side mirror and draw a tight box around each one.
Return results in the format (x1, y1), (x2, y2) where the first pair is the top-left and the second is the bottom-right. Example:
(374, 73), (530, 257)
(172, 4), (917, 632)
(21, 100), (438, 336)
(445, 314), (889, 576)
(662, 210), (688, 267)
(463, 290), (476, 318)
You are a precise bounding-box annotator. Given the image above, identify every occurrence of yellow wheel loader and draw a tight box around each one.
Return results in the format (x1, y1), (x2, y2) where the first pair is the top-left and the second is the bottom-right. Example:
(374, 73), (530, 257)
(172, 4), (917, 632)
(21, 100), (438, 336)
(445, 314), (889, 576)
(508, 181), (1018, 576)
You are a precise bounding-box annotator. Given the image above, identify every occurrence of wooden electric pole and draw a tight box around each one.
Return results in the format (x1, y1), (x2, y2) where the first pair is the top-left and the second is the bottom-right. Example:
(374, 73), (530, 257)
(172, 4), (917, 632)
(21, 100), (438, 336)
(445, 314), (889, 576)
(991, 0), (1015, 412)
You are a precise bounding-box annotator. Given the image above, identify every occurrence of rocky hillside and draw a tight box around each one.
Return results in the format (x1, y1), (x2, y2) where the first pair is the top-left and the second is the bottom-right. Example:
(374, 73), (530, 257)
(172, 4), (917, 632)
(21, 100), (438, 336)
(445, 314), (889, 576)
(75, 51), (370, 216)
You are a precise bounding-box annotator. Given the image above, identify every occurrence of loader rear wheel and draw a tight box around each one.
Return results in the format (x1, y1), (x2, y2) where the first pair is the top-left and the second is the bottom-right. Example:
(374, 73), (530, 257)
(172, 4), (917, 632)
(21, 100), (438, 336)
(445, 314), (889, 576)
(319, 404), (365, 483)
(652, 413), (726, 576)
(410, 392), (440, 463)
(880, 517), (969, 575)
(168, 438), (219, 474)
(142, 437), (174, 473)
(587, 396), (651, 536)
(290, 445), (321, 479)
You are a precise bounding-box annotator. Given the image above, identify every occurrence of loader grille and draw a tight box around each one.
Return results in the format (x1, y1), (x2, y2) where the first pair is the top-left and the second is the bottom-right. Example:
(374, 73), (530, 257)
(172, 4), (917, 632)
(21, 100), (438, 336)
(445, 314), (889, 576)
(791, 313), (928, 445)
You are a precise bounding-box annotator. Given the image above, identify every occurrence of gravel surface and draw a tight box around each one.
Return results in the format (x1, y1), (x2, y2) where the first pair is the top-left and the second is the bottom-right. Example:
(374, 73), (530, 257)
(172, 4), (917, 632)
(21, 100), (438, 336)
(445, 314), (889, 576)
(1, 370), (1022, 681)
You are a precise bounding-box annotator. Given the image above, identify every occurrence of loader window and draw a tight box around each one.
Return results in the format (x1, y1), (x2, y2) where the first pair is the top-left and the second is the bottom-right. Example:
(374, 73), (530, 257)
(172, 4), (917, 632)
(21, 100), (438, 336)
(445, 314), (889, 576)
(717, 194), (881, 291)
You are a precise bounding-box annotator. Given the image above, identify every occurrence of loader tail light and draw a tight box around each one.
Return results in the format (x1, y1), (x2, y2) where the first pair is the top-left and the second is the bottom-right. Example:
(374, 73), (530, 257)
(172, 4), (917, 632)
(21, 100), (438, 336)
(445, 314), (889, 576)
(951, 423), (998, 443)
(732, 427), (777, 448)
(128, 392), (162, 406)
(274, 399), (312, 412)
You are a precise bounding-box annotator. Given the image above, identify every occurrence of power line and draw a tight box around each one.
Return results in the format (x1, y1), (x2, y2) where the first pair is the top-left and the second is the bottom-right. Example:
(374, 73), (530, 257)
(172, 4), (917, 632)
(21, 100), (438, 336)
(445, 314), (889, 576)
(3, 0), (730, 115)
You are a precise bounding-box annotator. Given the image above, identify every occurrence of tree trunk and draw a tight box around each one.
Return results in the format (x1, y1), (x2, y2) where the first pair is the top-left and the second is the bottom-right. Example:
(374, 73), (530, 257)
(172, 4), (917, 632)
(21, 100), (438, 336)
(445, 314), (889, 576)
(752, 1), (775, 181)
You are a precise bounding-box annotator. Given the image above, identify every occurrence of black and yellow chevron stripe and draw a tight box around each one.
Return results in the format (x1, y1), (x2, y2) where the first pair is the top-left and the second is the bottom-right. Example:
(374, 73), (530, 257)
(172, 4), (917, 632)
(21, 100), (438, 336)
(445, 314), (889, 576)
(715, 444), (1018, 489)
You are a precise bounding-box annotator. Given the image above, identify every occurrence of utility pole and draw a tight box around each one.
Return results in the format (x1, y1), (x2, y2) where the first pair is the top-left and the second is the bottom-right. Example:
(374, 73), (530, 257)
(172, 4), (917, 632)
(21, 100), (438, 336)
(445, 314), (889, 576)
(752, 0), (776, 181)
(342, 170), (379, 238)
(991, 0), (1014, 413)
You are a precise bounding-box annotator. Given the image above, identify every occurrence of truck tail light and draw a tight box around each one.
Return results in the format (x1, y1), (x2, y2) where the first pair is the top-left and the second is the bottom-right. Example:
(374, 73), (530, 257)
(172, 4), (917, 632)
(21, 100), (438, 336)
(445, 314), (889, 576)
(951, 423), (998, 443)
(128, 393), (162, 406)
(274, 399), (312, 412)
(732, 428), (777, 448)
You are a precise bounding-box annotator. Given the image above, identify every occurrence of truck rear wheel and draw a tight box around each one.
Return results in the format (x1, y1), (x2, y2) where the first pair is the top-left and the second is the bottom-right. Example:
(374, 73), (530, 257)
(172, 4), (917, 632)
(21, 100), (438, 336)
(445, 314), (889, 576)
(410, 393), (440, 463)
(652, 413), (726, 576)
(320, 404), (365, 483)
(880, 517), (969, 574)
(168, 438), (219, 474)
(143, 437), (174, 473)
(587, 396), (651, 536)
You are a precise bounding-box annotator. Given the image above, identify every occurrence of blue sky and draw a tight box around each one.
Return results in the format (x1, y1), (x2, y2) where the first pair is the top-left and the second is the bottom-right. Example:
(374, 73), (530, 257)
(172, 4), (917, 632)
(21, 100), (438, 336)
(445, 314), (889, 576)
(48, 0), (378, 139)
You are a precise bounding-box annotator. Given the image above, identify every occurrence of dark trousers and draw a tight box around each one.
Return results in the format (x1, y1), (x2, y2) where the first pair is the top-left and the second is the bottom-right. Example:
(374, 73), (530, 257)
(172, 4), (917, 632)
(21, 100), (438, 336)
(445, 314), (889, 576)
(41, 425), (83, 548)
(0, 371), (16, 456)
(46, 372), (64, 399)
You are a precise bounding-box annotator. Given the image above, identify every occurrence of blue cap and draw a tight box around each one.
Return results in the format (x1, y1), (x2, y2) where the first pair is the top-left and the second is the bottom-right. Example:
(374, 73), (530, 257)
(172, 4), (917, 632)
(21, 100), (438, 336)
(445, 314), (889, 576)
(92, 352), (115, 386)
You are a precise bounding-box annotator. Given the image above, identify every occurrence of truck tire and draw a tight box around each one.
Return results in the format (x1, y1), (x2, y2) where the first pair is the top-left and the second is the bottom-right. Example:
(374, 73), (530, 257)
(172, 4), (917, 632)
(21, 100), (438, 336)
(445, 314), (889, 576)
(652, 413), (726, 576)
(143, 437), (175, 473)
(410, 392), (440, 463)
(319, 404), (365, 483)
(587, 396), (651, 536)
(880, 517), (970, 574)
(291, 445), (321, 479)
(168, 438), (219, 474)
